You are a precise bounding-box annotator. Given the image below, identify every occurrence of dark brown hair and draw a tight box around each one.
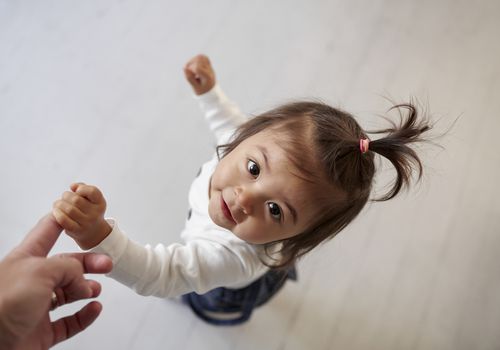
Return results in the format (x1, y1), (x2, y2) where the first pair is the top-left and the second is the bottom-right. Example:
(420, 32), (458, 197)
(217, 101), (431, 268)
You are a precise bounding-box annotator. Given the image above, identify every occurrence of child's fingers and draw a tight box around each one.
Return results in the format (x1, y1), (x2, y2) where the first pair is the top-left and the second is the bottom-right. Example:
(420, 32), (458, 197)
(185, 54), (208, 68)
(72, 184), (105, 205)
(183, 66), (200, 85)
(186, 65), (213, 87)
(184, 55), (214, 95)
(186, 62), (205, 80)
(193, 54), (210, 67)
(196, 65), (214, 84)
(186, 57), (211, 76)
(62, 191), (92, 212)
(70, 182), (85, 192)
(53, 207), (82, 233)
(54, 199), (87, 223)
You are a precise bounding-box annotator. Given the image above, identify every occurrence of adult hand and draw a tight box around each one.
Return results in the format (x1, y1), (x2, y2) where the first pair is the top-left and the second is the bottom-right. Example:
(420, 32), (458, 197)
(0, 214), (113, 350)
(184, 54), (216, 95)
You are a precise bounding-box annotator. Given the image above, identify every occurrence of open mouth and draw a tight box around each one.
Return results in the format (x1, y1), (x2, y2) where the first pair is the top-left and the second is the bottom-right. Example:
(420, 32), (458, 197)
(220, 196), (236, 224)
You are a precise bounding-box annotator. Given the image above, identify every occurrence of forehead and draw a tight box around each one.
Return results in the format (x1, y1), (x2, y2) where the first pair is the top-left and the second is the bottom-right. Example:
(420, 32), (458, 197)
(241, 129), (317, 180)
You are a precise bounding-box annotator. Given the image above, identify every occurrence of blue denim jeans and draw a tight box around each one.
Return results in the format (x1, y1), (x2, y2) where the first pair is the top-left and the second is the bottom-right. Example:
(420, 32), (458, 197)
(182, 266), (297, 326)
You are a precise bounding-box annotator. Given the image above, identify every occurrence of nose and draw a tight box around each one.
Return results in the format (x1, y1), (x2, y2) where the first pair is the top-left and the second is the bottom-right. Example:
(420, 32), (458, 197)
(234, 186), (256, 215)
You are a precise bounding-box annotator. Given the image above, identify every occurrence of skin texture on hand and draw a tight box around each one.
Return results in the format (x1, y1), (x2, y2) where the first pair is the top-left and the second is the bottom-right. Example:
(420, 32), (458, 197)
(53, 182), (112, 250)
(184, 54), (216, 95)
(0, 214), (112, 350)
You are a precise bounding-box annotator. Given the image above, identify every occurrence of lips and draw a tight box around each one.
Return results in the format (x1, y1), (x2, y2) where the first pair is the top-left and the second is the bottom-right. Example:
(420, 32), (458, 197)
(220, 196), (236, 224)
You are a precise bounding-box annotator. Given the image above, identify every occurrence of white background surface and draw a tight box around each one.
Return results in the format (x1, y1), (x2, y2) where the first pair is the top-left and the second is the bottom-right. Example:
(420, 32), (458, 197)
(1, 0), (499, 349)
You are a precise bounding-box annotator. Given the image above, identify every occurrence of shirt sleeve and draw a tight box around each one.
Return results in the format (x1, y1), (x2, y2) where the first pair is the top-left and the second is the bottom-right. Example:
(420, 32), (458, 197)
(90, 219), (268, 298)
(195, 84), (250, 145)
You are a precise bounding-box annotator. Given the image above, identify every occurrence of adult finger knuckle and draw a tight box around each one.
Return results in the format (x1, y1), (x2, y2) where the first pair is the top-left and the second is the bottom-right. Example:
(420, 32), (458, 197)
(67, 256), (84, 273)
(53, 256), (83, 274)
(31, 261), (48, 276)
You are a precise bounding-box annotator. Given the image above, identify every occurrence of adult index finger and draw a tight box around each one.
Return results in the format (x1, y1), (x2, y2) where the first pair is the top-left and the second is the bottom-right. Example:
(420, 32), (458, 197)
(14, 213), (63, 257)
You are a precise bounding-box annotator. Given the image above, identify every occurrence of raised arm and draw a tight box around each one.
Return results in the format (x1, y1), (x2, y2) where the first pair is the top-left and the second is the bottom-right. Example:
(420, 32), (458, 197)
(184, 54), (248, 145)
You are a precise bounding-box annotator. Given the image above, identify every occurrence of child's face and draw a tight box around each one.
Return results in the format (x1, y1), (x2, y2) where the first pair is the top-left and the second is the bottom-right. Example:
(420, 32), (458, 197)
(208, 129), (320, 244)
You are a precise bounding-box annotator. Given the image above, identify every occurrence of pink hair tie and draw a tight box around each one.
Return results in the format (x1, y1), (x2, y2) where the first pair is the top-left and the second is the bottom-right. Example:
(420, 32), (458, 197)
(359, 138), (370, 154)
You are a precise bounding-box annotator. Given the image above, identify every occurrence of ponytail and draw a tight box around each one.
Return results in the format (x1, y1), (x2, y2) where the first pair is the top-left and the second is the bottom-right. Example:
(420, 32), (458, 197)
(368, 102), (431, 201)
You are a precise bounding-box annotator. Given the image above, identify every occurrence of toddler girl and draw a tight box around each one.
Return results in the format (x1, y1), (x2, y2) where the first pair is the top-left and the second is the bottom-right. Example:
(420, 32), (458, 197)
(53, 54), (431, 325)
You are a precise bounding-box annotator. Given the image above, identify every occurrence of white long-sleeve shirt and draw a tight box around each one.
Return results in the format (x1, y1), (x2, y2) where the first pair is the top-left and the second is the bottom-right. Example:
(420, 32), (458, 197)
(91, 85), (269, 297)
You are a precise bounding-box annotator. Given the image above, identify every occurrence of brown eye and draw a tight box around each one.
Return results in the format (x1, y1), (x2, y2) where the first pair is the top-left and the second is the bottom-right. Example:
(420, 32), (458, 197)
(268, 202), (282, 221)
(247, 160), (260, 177)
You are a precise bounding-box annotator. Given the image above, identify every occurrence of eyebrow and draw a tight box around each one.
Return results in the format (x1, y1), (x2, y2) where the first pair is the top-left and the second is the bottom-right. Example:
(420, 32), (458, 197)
(256, 145), (298, 225)
(256, 145), (270, 172)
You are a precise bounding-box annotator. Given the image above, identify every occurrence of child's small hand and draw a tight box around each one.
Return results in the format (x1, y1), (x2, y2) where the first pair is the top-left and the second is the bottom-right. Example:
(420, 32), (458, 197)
(184, 54), (216, 95)
(52, 183), (112, 250)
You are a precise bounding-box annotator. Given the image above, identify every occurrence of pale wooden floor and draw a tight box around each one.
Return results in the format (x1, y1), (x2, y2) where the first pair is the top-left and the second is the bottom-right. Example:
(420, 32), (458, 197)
(1, 0), (500, 349)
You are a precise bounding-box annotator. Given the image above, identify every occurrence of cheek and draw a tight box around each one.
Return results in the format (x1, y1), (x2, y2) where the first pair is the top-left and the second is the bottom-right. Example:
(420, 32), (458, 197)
(213, 158), (234, 184)
(210, 167), (224, 189)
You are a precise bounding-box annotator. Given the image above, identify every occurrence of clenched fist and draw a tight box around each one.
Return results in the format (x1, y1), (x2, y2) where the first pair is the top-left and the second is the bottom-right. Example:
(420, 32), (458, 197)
(53, 183), (112, 250)
(184, 54), (216, 95)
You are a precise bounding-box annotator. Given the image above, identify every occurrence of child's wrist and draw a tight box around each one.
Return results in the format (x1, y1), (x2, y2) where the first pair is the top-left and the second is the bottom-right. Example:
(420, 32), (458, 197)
(77, 220), (112, 250)
(194, 82), (216, 96)
(195, 84), (218, 100)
